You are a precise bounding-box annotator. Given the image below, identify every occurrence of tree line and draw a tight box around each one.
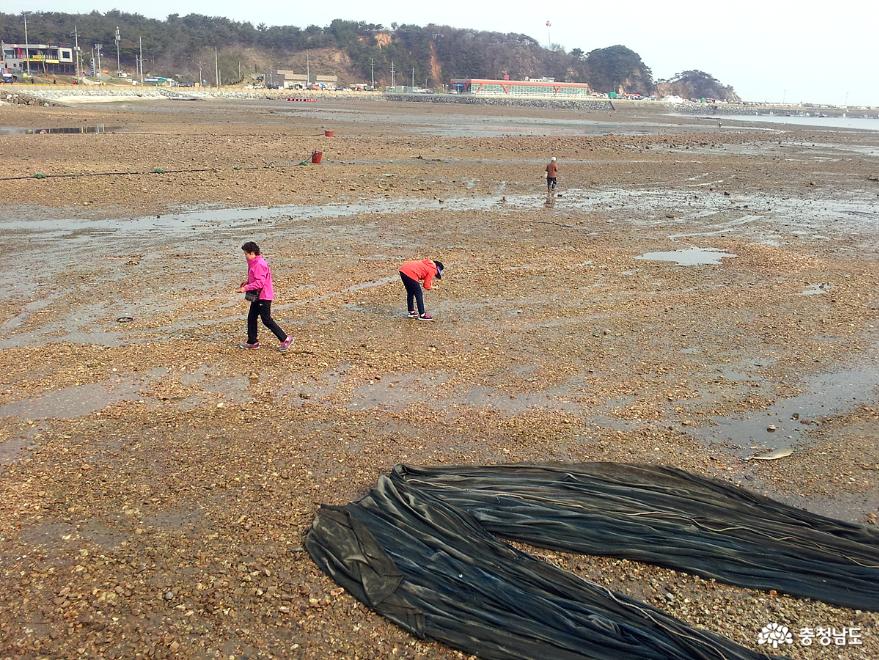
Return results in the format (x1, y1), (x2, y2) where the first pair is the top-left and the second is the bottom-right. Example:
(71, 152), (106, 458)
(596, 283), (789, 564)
(0, 12), (738, 99)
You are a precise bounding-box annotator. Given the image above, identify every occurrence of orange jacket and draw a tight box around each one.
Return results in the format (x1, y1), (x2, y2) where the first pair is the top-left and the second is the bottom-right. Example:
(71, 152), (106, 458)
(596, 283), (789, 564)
(400, 259), (438, 290)
(546, 162), (558, 177)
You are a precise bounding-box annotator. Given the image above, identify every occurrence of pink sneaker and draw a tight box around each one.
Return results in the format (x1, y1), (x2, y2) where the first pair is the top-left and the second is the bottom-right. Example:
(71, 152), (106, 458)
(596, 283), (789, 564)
(239, 341), (260, 350)
(279, 336), (295, 352)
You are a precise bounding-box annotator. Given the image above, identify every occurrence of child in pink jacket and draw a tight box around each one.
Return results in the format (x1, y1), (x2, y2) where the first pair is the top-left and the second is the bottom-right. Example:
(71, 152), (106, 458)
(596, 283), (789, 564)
(237, 241), (294, 352)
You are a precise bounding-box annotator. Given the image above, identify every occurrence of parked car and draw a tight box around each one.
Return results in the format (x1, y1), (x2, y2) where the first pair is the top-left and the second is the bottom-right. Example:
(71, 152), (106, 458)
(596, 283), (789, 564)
(1, 72), (17, 83)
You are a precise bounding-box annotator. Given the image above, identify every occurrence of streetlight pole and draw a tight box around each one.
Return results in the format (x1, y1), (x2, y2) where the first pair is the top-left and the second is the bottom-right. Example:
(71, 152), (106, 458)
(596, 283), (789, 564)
(139, 36), (144, 83)
(214, 47), (220, 87)
(23, 12), (31, 78)
(545, 20), (551, 50)
(370, 58), (374, 88)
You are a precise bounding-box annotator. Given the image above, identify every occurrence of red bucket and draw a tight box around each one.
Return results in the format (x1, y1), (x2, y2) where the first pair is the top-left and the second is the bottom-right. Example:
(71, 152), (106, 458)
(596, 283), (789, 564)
(324, 129), (335, 137)
(311, 150), (323, 164)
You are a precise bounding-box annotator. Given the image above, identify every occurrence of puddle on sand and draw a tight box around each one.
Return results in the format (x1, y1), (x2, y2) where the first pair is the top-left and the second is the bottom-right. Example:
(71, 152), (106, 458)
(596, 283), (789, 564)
(770, 491), (879, 525)
(0, 437), (32, 467)
(0, 124), (118, 135)
(0, 379), (143, 420)
(6, 186), (878, 243)
(694, 342), (879, 453)
(347, 371), (584, 418)
(348, 372), (453, 412)
(179, 366), (252, 403)
(635, 247), (737, 266)
(800, 283), (831, 296)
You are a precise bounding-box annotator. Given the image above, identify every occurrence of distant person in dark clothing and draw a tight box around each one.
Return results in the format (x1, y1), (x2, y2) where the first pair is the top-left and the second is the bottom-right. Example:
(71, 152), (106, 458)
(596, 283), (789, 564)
(545, 156), (558, 191)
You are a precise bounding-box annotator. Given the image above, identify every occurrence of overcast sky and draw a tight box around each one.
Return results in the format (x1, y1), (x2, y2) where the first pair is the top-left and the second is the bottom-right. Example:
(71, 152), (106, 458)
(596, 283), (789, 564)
(6, 0), (877, 106)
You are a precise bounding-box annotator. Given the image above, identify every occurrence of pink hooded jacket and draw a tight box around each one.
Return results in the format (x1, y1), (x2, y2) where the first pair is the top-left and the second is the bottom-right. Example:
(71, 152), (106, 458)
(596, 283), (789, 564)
(244, 255), (275, 301)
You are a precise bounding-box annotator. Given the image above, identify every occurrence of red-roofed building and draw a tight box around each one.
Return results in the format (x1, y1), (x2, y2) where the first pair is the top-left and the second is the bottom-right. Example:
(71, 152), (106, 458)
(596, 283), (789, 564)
(450, 78), (591, 98)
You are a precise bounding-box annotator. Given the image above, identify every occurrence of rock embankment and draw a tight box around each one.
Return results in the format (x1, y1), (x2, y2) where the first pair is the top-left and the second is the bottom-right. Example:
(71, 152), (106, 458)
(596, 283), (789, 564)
(386, 93), (613, 111)
(1, 91), (56, 106)
(1, 85), (386, 104)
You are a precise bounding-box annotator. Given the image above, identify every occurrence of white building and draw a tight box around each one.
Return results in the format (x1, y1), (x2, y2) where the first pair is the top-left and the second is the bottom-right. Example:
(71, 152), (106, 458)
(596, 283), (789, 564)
(1, 41), (77, 75)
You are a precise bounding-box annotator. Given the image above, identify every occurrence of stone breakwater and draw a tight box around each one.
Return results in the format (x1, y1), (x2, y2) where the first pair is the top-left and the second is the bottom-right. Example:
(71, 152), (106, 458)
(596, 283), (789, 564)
(1, 91), (56, 106)
(385, 93), (614, 111)
(1, 86), (386, 104)
(671, 103), (857, 118)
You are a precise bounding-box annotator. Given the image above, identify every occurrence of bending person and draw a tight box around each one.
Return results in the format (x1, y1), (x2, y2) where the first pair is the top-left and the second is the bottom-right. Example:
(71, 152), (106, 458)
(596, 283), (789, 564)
(399, 258), (444, 321)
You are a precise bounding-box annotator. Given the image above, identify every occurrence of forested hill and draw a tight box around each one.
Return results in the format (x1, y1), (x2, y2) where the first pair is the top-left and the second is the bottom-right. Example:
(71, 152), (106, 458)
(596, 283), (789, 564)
(0, 12), (740, 100)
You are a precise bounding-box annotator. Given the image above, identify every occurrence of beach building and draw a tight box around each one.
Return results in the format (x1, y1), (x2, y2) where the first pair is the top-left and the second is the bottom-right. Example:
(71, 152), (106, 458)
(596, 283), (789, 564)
(272, 71), (339, 90)
(450, 77), (591, 98)
(1, 41), (77, 75)
(273, 70), (308, 89)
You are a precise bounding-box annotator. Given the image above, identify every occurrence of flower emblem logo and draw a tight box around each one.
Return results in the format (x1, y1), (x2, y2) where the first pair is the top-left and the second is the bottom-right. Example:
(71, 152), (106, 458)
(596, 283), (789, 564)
(758, 623), (794, 648)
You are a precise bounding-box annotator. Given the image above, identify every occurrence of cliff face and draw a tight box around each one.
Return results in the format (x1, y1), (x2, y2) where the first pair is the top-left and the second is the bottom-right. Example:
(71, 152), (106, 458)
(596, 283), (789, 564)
(656, 70), (741, 102)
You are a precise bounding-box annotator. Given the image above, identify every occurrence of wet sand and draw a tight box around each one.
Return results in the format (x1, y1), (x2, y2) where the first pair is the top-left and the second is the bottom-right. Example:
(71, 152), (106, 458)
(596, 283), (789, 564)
(1, 97), (877, 657)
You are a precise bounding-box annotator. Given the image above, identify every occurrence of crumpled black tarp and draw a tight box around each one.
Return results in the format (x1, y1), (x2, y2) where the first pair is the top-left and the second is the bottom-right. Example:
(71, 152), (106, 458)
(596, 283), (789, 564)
(395, 463), (879, 611)
(308, 464), (804, 659)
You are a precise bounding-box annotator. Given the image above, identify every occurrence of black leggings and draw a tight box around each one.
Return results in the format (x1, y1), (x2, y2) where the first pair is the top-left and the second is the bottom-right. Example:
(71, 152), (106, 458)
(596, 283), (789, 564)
(247, 299), (288, 344)
(400, 272), (425, 315)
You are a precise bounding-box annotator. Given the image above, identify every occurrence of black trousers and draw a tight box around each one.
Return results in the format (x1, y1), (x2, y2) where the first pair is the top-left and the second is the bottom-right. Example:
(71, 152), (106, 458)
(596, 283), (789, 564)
(247, 299), (287, 343)
(547, 177), (557, 191)
(400, 272), (425, 315)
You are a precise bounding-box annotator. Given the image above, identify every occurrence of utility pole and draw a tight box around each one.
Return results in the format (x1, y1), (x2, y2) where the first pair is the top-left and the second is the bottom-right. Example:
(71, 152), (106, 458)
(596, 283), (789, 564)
(390, 60), (395, 89)
(214, 47), (220, 87)
(23, 12), (31, 78)
(73, 25), (81, 79)
(545, 20), (552, 49)
(115, 26), (121, 74)
(139, 36), (144, 82)
(95, 44), (103, 77)
(411, 66), (415, 89)
(237, 59), (241, 83)
(198, 62), (203, 87)
(305, 51), (310, 86)
(90, 46), (95, 76)
(370, 58), (374, 88)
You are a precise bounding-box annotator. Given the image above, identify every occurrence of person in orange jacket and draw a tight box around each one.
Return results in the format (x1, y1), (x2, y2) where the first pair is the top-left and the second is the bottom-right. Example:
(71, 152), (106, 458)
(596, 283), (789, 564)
(399, 258), (444, 321)
(545, 156), (559, 192)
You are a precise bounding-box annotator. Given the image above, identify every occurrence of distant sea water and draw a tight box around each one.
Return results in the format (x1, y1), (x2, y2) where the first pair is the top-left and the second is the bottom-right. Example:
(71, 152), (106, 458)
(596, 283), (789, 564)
(715, 114), (879, 131)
